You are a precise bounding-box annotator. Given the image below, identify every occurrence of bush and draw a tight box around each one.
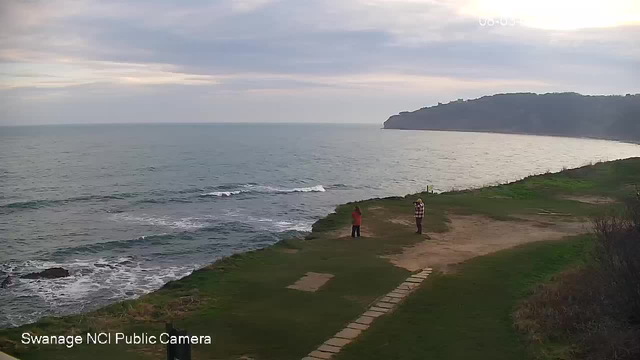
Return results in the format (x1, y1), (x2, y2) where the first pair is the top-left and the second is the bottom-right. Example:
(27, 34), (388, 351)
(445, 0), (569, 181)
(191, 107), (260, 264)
(514, 267), (639, 360)
(515, 194), (640, 360)
(592, 195), (640, 323)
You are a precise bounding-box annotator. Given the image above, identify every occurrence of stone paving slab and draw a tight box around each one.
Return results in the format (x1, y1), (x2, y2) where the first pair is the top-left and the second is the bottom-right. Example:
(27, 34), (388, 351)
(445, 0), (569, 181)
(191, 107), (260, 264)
(363, 310), (386, 317)
(369, 306), (389, 312)
(348, 322), (369, 330)
(355, 315), (375, 325)
(309, 350), (333, 359)
(318, 344), (341, 353)
(335, 328), (362, 340)
(375, 302), (395, 309)
(325, 338), (351, 347)
(0, 352), (19, 360)
(388, 292), (406, 298)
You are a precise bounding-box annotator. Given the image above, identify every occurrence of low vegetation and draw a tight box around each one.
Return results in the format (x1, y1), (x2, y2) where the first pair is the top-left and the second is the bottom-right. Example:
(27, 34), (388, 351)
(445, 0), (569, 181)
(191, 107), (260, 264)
(515, 195), (640, 360)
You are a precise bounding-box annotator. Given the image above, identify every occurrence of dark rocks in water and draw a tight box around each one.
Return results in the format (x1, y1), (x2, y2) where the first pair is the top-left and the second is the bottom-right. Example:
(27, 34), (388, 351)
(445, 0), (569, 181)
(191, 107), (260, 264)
(1, 276), (12, 288)
(22, 267), (70, 279)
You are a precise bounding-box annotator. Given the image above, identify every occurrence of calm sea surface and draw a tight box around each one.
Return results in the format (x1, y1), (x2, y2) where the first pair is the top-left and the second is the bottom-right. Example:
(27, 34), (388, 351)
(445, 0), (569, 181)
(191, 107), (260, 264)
(1, 123), (639, 328)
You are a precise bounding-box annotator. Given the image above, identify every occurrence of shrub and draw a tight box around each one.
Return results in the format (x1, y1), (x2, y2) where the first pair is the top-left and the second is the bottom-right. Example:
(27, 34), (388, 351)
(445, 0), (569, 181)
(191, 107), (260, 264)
(592, 195), (640, 323)
(515, 194), (640, 360)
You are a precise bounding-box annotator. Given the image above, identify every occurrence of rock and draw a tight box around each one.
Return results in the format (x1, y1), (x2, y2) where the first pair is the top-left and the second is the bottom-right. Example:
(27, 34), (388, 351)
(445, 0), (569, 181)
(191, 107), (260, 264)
(1, 276), (12, 288)
(22, 267), (70, 279)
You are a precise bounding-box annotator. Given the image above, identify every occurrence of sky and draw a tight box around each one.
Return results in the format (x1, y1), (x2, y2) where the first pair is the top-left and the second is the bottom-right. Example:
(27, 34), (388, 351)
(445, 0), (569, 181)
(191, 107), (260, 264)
(0, 0), (639, 125)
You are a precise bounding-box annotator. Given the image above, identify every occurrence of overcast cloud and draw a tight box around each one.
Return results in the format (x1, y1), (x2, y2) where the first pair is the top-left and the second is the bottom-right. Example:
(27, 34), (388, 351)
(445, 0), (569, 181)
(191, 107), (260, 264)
(1, 0), (639, 125)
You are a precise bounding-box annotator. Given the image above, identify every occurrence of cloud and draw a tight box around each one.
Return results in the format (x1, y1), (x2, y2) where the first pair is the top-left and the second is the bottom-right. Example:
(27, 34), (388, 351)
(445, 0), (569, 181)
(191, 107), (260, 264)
(0, 0), (638, 125)
(0, 60), (220, 89)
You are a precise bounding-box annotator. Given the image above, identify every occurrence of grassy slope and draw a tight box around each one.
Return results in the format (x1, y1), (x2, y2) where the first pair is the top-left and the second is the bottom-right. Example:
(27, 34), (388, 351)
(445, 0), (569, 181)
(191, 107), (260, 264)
(1, 158), (639, 360)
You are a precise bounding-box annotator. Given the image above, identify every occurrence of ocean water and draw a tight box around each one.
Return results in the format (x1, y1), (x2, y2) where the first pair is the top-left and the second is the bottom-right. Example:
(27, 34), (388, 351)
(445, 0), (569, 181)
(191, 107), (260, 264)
(1, 123), (639, 328)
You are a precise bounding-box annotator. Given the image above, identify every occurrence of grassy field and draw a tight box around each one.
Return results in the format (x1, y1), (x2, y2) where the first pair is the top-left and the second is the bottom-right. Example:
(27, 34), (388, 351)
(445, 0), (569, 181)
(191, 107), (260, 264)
(1, 158), (639, 360)
(336, 236), (592, 360)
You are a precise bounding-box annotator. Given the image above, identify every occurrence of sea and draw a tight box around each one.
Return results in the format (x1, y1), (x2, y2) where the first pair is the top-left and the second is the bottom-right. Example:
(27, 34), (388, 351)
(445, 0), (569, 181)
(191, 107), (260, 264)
(1, 123), (640, 328)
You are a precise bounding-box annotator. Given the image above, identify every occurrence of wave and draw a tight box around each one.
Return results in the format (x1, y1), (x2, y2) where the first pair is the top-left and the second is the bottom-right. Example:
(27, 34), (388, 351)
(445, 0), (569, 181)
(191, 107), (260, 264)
(2, 184), (328, 211)
(200, 184), (326, 197)
(328, 183), (349, 189)
(0, 257), (196, 328)
(246, 216), (313, 232)
(200, 190), (245, 197)
(50, 233), (177, 257)
(109, 213), (209, 230)
(0, 193), (137, 211)
(272, 185), (326, 193)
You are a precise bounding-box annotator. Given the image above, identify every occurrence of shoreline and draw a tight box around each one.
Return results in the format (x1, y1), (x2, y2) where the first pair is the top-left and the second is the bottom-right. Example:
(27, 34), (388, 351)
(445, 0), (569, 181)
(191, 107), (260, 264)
(382, 127), (640, 145)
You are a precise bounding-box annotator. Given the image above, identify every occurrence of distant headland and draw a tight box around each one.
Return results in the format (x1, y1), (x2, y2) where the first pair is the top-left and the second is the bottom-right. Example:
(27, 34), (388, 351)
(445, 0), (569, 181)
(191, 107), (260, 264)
(384, 92), (640, 142)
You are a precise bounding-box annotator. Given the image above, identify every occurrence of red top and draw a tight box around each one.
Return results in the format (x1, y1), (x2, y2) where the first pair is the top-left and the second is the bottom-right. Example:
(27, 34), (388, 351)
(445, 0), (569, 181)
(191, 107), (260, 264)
(352, 211), (362, 226)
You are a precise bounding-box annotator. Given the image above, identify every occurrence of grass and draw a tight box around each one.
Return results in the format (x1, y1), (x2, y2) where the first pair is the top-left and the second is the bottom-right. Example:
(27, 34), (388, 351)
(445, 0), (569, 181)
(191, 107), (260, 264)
(1, 157), (639, 360)
(336, 235), (592, 360)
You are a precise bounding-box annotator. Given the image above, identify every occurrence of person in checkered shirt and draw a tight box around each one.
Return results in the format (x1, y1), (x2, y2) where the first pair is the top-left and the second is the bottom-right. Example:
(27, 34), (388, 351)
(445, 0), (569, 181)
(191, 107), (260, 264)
(414, 198), (425, 234)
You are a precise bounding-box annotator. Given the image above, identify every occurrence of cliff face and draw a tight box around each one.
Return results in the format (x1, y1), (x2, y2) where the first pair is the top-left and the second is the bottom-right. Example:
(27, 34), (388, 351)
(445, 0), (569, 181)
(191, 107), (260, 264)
(384, 93), (640, 141)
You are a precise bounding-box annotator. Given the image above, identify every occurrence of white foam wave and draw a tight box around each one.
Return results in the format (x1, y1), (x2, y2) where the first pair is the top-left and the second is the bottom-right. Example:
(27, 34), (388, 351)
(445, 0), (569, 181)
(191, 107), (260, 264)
(273, 221), (313, 232)
(244, 184), (326, 194)
(137, 233), (168, 240)
(279, 185), (326, 193)
(110, 214), (208, 230)
(200, 190), (244, 197)
(1, 258), (197, 328)
(247, 216), (312, 232)
(200, 185), (326, 197)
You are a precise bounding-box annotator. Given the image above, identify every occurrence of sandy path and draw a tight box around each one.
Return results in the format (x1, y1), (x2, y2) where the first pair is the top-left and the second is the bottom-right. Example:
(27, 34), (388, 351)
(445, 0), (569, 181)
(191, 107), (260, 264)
(387, 214), (590, 273)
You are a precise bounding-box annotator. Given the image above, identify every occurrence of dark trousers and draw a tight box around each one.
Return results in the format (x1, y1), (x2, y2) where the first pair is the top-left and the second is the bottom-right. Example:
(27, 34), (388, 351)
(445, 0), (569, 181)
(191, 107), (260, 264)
(351, 225), (361, 238)
(415, 217), (423, 234)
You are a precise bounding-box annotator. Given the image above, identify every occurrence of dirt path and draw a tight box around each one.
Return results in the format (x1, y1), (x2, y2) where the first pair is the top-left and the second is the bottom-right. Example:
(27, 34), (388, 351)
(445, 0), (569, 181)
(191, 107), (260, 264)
(387, 214), (590, 272)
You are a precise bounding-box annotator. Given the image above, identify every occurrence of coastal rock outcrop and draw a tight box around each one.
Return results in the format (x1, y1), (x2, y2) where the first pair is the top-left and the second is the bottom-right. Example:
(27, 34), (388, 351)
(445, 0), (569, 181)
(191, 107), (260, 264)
(22, 267), (70, 279)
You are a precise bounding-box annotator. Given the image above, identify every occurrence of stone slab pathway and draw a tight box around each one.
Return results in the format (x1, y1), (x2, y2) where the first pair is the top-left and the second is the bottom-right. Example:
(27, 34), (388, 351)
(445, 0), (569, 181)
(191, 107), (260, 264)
(302, 268), (433, 359)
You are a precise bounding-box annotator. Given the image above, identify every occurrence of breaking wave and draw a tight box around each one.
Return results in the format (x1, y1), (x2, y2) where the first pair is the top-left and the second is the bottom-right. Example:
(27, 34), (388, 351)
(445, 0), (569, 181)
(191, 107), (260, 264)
(109, 214), (209, 230)
(0, 257), (196, 328)
(200, 190), (245, 197)
(200, 184), (326, 197)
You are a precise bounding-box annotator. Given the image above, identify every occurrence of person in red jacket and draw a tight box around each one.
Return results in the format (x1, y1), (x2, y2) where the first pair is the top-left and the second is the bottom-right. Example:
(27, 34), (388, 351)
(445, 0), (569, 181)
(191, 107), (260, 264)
(351, 206), (362, 238)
